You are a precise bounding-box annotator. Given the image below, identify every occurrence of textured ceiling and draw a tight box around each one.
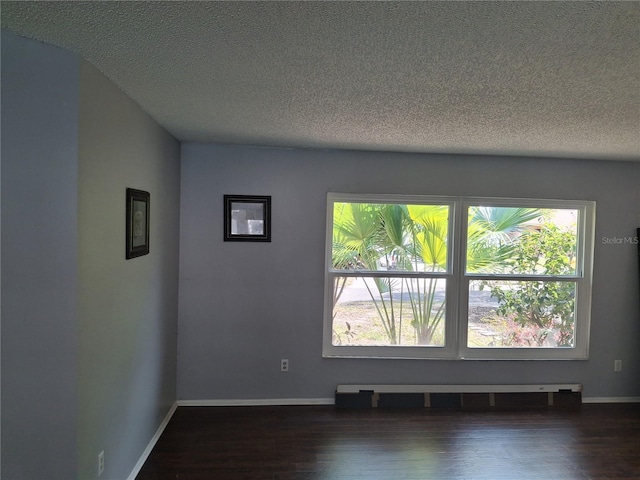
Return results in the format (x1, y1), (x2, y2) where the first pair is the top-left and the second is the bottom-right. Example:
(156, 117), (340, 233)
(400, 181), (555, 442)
(2, 1), (639, 161)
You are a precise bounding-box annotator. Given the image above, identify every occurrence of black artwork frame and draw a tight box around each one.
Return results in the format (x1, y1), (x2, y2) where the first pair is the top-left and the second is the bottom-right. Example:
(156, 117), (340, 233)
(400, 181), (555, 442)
(224, 195), (271, 242)
(126, 188), (150, 259)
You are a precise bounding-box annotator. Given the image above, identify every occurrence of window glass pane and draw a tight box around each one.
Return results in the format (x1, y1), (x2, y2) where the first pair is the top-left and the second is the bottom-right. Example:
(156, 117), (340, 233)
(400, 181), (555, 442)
(467, 280), (576, 348)
(332, 276), (446, 346)
(332, 202), (449, 273)
(466, 207), (579, 275)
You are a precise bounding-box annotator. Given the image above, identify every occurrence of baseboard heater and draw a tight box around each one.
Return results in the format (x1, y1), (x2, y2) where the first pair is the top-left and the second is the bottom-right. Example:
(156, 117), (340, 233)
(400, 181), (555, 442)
(335, 384), (582, 409)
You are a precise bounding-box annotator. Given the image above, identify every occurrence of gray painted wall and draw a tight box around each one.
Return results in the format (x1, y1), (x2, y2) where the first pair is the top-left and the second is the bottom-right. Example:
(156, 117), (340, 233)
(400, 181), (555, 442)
(77, 61), (181, 480)
(178, 144), (640, 400)
(1, 31), (181, 480)
(1, 31), (79, 479)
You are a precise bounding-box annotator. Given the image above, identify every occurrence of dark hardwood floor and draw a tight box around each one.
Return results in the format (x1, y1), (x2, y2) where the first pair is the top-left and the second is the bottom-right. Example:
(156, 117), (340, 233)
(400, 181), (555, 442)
(136, 403), (640, 480)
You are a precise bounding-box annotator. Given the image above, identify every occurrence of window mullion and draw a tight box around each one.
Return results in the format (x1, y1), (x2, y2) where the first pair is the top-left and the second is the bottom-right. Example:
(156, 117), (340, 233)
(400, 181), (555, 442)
(329, 270), (449, 279)
(454, 201), (471, 358)
(465, 274), (582, 282)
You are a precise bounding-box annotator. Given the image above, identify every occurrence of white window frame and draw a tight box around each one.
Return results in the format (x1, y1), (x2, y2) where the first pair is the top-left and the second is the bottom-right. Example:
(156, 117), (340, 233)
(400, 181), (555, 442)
(322, 193), (595, 360)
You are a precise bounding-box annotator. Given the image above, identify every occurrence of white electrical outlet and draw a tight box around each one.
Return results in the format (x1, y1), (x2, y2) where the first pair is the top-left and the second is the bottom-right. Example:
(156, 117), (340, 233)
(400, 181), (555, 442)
(281, 359), (289, 372)
(614, 359), (622, 372)
(98, 451), (105, 476)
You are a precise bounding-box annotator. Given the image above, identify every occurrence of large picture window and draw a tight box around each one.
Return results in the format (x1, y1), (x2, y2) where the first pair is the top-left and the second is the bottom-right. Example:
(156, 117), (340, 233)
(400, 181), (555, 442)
(323, 194), (595, 360)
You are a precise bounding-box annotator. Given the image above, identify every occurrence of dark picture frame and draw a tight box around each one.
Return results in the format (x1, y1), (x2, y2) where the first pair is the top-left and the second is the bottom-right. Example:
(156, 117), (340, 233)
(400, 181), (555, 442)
(224, 195), (271, 242)
(126, 188), (150, 259)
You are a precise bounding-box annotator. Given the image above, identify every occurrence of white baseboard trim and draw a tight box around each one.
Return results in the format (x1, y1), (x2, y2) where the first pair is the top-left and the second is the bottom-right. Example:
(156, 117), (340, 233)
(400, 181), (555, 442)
(582, 396), (640, 404)
(178, 398), (335, 407)
(127, 401), (179, 480)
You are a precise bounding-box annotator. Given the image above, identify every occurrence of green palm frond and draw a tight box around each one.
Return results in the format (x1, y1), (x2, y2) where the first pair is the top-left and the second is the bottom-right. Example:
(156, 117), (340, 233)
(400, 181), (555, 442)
(467, 207), (541, 273)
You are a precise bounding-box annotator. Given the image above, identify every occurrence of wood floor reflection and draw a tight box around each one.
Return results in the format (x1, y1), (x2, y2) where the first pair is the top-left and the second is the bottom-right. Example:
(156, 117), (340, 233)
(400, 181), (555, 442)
(136, 403), (640, 480)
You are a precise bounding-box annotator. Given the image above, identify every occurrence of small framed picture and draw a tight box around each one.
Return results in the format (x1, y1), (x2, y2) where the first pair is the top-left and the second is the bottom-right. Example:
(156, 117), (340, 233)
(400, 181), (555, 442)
(126, 188), (150, 259)
(224, 195), (271, 242)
